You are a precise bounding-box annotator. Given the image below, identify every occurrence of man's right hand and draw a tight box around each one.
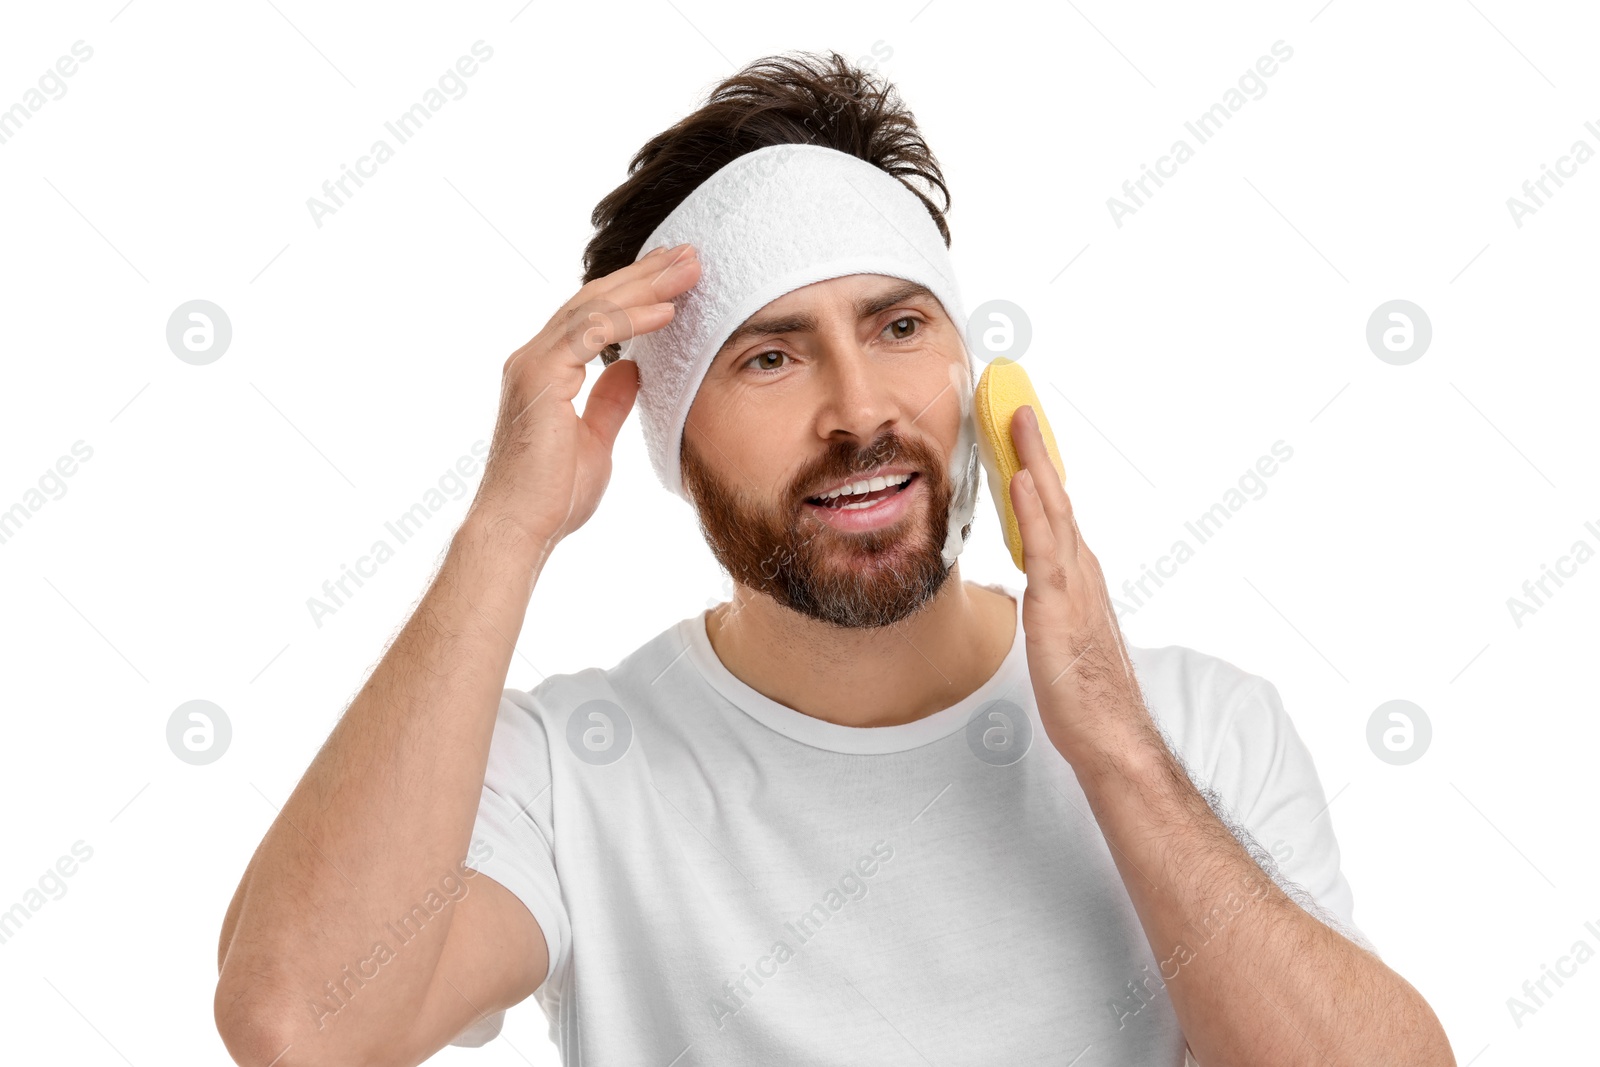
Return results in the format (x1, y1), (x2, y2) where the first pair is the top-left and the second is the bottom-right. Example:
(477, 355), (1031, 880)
(213, 244), (702, 1067)
(467, 242), (703, 555)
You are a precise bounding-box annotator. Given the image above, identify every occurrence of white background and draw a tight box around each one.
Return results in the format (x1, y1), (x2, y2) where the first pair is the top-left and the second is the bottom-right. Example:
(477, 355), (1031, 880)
(1, 0), (1595, 1063)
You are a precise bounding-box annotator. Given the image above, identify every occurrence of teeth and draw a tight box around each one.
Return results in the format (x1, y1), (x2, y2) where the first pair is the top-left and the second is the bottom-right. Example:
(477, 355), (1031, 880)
(817, 472), (911, 501)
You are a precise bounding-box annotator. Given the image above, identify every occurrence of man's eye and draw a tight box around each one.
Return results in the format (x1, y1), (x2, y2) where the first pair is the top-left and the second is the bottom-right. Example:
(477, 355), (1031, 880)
(744, 351), (789, 375)
(887, 316), (921, 340)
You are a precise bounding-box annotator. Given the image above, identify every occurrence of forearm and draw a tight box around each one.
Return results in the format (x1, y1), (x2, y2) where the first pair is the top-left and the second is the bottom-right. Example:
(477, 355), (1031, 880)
(1072, 723), (1453, 1067)
(998, 400), (1451, 1062)
(215, 517), (547, 1052)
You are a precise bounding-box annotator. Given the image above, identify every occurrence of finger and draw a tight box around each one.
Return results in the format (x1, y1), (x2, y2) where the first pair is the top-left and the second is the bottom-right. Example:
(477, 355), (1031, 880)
(557, 246), (699, 358)
(562, 298), (678, 365)
(1010, 405), (1079, 559)
(1011, 468), (1061, 580)
(508, 296), (677, 382)
(507, 245), (700, 378)
(580, 355), (642, 453)
(589, 242), (702, 313)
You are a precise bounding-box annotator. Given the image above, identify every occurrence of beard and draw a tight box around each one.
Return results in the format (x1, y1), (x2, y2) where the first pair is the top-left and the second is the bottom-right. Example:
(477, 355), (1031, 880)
(680, 427), (959, 630)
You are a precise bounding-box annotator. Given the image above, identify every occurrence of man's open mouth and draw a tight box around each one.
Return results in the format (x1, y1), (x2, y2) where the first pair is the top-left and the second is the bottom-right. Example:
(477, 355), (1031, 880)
(805, 472), (919, 510)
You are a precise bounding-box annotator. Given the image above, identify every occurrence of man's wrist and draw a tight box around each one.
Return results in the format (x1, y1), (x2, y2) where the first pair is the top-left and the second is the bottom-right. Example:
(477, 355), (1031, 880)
(1056, 715), (1176, 790)
(454, 509), (558, 578)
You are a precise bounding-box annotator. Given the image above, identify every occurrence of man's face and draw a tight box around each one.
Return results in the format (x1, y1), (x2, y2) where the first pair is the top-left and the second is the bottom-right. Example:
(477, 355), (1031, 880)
(680, 273), (972, 630)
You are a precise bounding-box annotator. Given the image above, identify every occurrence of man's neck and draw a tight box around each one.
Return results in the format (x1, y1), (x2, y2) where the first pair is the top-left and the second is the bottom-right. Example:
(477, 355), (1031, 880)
(703, 567), (1018, 729)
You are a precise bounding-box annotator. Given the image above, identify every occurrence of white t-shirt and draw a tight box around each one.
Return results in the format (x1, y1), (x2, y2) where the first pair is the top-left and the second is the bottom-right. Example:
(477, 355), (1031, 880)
(453, 581), (1368, 1064)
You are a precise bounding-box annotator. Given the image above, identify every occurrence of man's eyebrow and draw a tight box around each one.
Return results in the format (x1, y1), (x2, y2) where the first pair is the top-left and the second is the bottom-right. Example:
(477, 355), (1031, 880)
(715, 280), (939, 357)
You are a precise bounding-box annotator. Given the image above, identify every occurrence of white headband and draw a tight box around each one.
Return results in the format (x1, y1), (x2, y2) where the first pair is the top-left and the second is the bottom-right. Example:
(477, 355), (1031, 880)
(617, 142), (981, 568)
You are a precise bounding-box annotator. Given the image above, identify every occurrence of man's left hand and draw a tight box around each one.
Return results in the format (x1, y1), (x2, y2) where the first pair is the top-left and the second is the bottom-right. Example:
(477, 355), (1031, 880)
(1007, 403), (1154, 765)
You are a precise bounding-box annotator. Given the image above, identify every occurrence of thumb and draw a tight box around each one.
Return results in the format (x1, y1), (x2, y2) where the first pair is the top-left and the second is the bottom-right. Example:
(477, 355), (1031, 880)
(580, 357), (641, 453)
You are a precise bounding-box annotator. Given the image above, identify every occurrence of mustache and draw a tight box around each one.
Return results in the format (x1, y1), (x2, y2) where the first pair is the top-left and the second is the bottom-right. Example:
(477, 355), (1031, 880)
(794, 433), (940, 502)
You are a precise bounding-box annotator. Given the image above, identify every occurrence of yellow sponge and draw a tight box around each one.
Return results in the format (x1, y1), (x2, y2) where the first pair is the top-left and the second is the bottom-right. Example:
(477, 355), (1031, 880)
(974, 357), (1066, 571)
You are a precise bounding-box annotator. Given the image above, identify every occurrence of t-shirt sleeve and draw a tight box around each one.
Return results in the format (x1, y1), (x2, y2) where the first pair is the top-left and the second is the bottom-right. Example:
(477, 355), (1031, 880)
(1198, 673), (1378, 957)
(448, 686), (571, 1047)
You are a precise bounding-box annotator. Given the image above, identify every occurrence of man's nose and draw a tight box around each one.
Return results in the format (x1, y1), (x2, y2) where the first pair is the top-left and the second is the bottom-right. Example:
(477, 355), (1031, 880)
(813, 336), (903, 447)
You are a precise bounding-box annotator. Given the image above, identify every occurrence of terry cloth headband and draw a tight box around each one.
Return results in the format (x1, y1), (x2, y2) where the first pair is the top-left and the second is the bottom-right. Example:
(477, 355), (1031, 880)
(616, 142), (982, 569)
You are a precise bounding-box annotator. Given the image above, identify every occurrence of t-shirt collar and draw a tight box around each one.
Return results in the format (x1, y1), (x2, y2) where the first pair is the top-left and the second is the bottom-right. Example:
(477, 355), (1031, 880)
(680, 581), (1028, 755)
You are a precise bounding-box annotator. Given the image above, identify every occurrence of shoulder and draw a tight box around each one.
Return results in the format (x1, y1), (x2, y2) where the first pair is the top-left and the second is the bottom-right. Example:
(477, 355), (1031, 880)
(496, 611), (697, 727)
(1126, 642), (1295, 787)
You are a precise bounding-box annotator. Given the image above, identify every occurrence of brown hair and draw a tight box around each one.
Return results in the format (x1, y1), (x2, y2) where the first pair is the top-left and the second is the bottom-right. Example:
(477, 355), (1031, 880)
(582, 49), (953, 367)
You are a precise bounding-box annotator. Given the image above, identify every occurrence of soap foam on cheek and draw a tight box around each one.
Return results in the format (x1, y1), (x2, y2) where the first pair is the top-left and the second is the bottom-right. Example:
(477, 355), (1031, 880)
(939, 357), (981, 571)
(974, 403), (1007, 546)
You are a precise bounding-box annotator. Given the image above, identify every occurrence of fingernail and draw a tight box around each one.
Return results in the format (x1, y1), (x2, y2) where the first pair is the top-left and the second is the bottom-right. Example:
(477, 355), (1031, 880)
(645, 245), (667, 257)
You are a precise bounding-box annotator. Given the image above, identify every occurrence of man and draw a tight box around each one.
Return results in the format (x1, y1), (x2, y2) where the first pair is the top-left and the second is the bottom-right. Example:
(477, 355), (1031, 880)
(214, 52), (1454, 1066)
